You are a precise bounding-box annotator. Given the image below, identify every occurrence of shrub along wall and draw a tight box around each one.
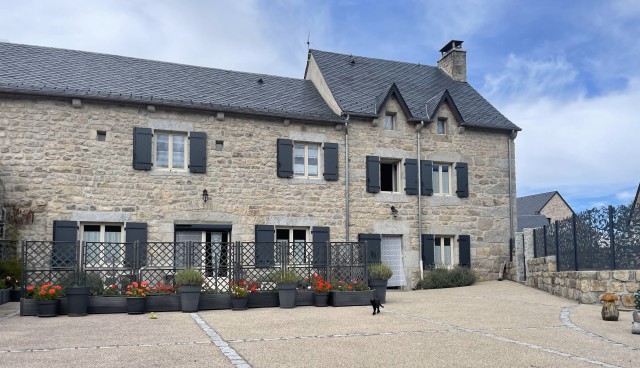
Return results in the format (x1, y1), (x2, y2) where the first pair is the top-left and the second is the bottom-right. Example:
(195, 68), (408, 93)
(526, 256), (639, 308)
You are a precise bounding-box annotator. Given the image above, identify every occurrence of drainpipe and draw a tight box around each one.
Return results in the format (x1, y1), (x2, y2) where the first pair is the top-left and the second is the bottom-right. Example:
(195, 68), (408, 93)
(416, 121), (425, 280)
(507, 131), (515, 264)
(344, 114), (350, 242)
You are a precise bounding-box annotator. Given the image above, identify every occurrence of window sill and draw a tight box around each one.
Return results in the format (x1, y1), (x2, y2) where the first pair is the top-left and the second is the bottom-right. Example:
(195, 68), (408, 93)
(290, 177), (326, 185)
(150, 170), (190, 177)
(375, 192), (409, 203)
(427, 196), (461, 206)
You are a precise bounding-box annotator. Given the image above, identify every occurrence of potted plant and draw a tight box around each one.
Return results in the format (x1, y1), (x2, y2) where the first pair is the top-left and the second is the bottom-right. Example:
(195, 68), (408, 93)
(330, 279), (373, 307)
(175, 269), (205, 313)
(296, 276), (314, 306)
(146, 281), (180, 312)
(600, 293), (619, 321)
(230, 280), (254, 311)
(367, 263), (393, 303)
(274, 270), (299, 308)
(199, 286), (232, 310)
(33, 283), (64, 317)
(311, 274), (331, 307)
(125, 281), (150, 314)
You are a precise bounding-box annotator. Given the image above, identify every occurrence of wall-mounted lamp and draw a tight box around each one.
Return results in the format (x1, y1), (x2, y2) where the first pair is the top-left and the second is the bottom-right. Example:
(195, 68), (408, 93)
(202, 189), (209, 203)
(390, 206), (398, 219)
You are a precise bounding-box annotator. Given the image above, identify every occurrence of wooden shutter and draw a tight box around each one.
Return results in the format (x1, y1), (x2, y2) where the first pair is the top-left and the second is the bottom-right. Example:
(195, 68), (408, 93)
(458, 235), (471, 267)
(421, 160), (433, 196)
(133, 127), (153, 170)
(189, 131), (207, 173)
(358, 233), (381, 264)
(404, 159), (418, 195)
(323, 143), (339, 181)
(52, 220), (78, 269)
(312, 226), (330, 266)
(421, 234), (435, 267)
(277, 139), (293, 178)
(365, 156), (380, 193)
(125, 222), (148, 268)
(455, 162), (469, 198)
(255, 225), (275, 268)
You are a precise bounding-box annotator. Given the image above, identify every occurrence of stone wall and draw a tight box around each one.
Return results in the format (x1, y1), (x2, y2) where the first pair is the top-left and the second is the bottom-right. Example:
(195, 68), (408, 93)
(540, 194), (573, 223)
(0, 94), (516, 284)
(526, 256), (639, 308)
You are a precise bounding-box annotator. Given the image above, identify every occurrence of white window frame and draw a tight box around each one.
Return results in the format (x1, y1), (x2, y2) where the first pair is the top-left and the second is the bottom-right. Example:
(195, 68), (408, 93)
(293, 142), (321, 179)
(276, 227), (309, 264)
(384, 113), (396, 131)
(437, 118), (446, 135)
(434, 236), (455, 267)
(432, 163), (452, 195)
(81, 223), (124, 267)
(380, 158), (400, 193)
(154, 131), (188, 172)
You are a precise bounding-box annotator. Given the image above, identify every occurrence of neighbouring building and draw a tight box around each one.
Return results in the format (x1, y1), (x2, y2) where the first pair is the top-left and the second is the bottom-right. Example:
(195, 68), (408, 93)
(0, 40), (520, 285)
(516, 191), (574, 232)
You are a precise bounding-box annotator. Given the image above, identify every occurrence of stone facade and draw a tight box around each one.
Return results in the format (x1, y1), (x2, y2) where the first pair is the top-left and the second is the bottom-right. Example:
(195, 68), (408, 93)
(526, 256), (639, 308)
(540, 194), (573, 223)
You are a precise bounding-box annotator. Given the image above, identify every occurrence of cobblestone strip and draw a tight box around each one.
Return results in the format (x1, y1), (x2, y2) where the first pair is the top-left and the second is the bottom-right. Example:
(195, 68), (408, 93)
(190, 312), (252, 368)
(0, 340), (212, 354)
(561, 307), (639, 352)
(388, 309), (621, 368)
(227, 329), (449, 343)
(0, 311), (19, 323)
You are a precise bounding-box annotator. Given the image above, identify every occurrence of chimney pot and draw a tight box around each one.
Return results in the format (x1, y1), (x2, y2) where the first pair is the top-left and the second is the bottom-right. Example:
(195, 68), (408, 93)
(438, 40), (467, 82)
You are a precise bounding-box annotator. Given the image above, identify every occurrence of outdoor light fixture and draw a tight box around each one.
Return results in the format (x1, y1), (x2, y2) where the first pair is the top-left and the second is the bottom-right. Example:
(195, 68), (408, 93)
(390, 206), (398, 218)
(202, 189), (209, 203)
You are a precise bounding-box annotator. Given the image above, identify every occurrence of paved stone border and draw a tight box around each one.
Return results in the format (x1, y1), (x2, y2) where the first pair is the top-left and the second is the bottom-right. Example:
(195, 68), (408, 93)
(561, 307), (639, 352)
(190, 312), (252, 368)
(0, 340), (212, 354)
(0, 311), (18, 323)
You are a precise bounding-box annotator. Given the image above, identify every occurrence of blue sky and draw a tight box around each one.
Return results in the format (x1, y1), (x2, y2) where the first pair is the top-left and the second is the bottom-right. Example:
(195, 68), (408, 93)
(1, 0), (639, 212)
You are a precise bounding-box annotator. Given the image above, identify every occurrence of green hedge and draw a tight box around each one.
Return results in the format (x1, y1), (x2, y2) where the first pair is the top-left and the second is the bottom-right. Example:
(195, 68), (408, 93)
(415, 267), (476, 289)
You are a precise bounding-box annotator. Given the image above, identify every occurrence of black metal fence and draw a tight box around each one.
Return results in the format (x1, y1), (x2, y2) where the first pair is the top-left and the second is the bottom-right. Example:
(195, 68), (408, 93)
(1, 240), (18, 261)
(533, 204), (640, 271)
(21, 240), (367, 294)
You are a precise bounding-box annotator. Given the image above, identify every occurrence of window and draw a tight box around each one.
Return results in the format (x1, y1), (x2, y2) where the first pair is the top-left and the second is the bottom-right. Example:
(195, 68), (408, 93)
(97, 131), (106, 141)
(380, 159), (400, 192)
(293, 143), (320, 178)
(155, 132), (187, 171)
(384, 113), (395, 130)
(82, 224), (123, 266)
(276, 228), (308, 263)
(434, 236), (453, 266)
(432, 163), (451, 195)
(215, 140), (224, 151)
(437, 119), (446, 135)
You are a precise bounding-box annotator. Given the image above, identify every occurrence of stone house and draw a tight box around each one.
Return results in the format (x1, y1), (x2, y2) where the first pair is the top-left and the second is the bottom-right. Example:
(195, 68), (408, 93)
(0, 40), (520, 286)
(516, 191), (574, 232)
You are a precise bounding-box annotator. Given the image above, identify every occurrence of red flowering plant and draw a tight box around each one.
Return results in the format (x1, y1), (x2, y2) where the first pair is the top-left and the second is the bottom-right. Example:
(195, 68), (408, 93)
(125, 281), (151, 297)
(30, 283), (64, 300)
(230, 280), (259, 298)
(103, 283), (122, 296)
(311, 274), (331, 293)
(333, 279), (369, 291)
(150, 281), (177, 295)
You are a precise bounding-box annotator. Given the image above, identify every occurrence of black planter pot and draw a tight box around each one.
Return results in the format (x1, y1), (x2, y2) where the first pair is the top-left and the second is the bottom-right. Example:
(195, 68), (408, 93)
(313, 292), (329, 307)
(296, 290), (314, 306)
(126, 297), (146, 315)
(37, 299), (59, 317)
(248, 291), (279, 308)
(330, 290), (374, 307)
(231, 297), (248, 311)
(277, 283), (297, 308)
(88, 296), (127, 314)
(199, 293), (232, 310)
(368, 279), (388, 303)
(66, 286), (90, 317)
(10, 289), (22, 302)
(146, 294), (181, 312)
(0, 289), (10, 304)
(179, 285), (202, 313)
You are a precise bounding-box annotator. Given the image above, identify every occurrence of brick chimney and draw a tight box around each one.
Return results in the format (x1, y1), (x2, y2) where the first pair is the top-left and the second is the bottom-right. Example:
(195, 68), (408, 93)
(437, 40), (466, 82)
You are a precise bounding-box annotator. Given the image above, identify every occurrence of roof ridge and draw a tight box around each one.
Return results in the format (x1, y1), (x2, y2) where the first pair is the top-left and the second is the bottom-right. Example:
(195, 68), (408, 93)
(310, 48), (437, 70)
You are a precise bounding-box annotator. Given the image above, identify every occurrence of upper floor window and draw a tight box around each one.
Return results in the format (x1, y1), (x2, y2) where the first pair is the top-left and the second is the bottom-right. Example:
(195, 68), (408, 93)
(156, 132), (187, 171)
(384, 113), (396, 130)
(380, 159), (400, 192)
(432, 163), (451, 195)
(294, 143), (320, 178)
(437, 118), (446, 135)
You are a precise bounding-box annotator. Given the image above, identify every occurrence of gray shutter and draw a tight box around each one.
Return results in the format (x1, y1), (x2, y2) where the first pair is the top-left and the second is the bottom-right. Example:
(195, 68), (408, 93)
(358, 233), (381, 264)
(125, 222), (148, 268)
(404, 159), (418, 195)
(52, 220), (78, 269)
(421, 160), (433, 196)
(455, 162), (469, 198)
(133, 127), (153, 170)
(366, 156), (380, 193)
(323, 143), (339, 181)
(277, 139), (293, 178)
(189, 131), (207, 173)
(458, 235), (471, 267)
(312, 226), (330, 266)
(421, 234), (435, 267)
(255, 225), (275, 268)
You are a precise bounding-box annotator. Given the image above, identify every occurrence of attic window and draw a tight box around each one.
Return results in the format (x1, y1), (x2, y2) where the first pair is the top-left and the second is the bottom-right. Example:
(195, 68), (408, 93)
(437, 118), (446, 135)
(97, 131), (106, 141)
(384, 113), (396, 130)
(215, 140), (224, 151)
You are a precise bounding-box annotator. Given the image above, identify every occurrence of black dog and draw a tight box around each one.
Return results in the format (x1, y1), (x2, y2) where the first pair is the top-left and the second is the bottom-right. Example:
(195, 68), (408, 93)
(370, 298), (384, 315)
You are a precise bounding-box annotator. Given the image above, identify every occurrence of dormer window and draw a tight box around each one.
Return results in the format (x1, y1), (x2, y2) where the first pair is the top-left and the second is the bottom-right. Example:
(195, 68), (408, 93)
(437, 118), (446, 135)
(384, 113), (396, 130)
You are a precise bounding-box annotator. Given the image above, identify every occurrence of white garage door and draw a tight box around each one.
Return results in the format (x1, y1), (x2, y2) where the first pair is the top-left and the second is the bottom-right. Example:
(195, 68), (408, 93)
(381, 235), (405, 287)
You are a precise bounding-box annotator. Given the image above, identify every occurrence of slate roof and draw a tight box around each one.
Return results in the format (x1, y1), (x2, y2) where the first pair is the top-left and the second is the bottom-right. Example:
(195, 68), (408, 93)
(517, 215), (550, 232)
(309, 49), (521, 132)
(517, 192), (557, 217)
(0, 42), (342, 123)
